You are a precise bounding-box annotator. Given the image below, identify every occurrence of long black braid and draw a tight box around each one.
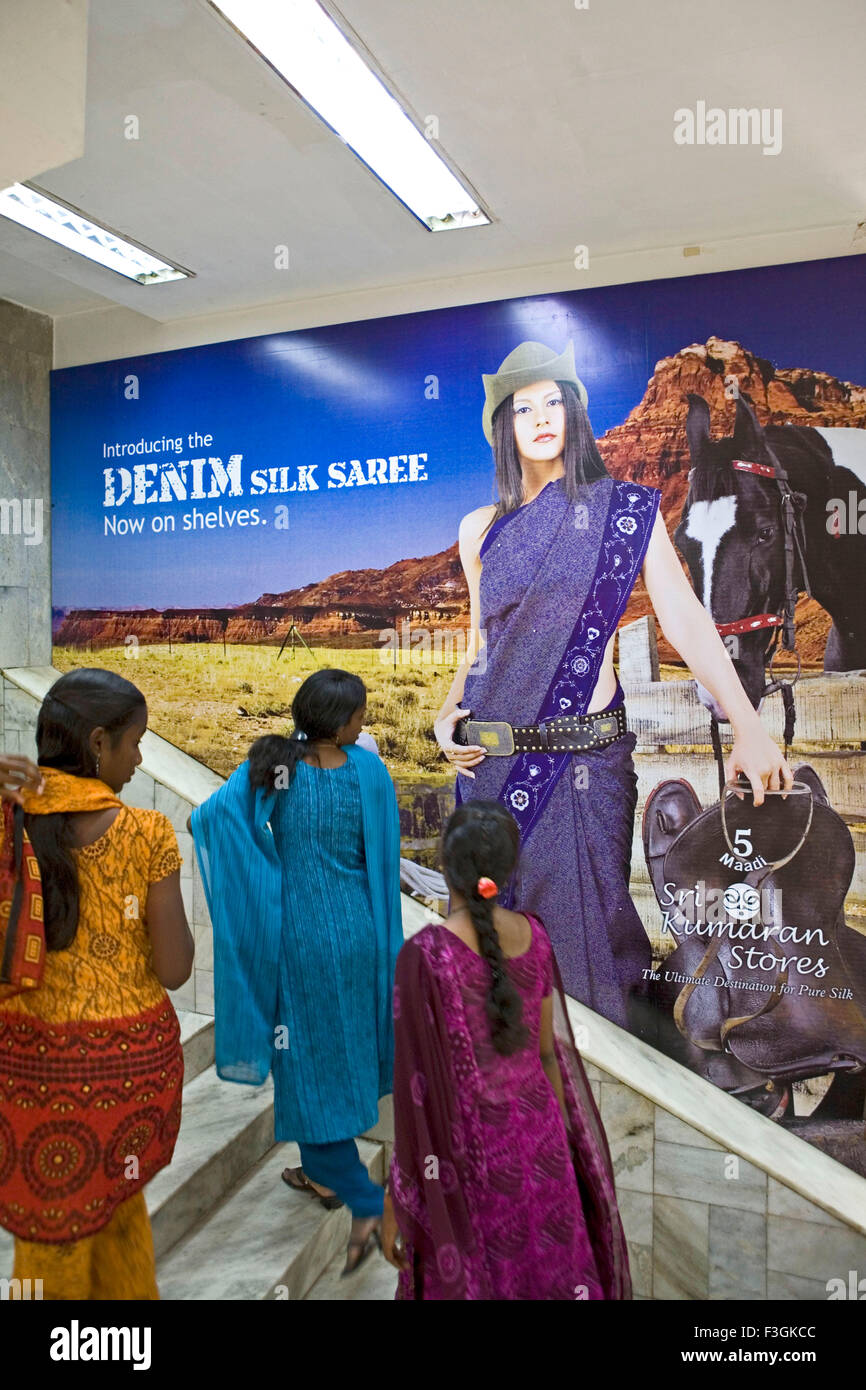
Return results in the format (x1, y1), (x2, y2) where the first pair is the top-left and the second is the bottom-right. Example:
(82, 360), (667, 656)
(441, 800), (528, 1057)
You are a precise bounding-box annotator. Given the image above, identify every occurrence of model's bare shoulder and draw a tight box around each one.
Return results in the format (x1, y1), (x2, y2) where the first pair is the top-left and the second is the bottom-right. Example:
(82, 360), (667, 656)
(458, 503), (497, 555)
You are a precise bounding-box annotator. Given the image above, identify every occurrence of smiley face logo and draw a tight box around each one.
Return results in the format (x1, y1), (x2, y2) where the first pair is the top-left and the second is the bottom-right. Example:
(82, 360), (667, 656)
(722, 882), (761, 921)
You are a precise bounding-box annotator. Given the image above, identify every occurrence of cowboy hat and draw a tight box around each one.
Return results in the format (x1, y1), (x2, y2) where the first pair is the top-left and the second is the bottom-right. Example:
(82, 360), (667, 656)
(481, 340), (588, 445)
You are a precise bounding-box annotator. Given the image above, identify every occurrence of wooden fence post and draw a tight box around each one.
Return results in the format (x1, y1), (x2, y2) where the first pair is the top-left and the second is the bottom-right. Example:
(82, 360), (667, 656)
(618, 615), (660, 685)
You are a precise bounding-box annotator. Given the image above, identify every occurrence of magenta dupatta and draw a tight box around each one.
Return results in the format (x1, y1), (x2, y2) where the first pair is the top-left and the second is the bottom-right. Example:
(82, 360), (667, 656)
(389, 920), (631, 1300)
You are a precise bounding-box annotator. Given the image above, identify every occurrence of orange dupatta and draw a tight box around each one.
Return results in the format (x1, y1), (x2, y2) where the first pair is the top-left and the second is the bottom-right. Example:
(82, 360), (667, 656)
(20, 767), (123, 818)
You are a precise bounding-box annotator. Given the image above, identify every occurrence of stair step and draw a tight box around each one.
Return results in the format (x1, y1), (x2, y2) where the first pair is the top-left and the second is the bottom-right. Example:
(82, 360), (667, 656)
(146, 1067), (275, 1259)
(177, 1009), (215, 1083)
(156, 1139), (384, 1300)
(304, 1241), (398, 1300)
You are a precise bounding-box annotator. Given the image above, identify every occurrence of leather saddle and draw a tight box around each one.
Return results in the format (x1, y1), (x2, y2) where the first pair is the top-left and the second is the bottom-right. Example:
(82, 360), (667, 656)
(642, 766), (866, 1115)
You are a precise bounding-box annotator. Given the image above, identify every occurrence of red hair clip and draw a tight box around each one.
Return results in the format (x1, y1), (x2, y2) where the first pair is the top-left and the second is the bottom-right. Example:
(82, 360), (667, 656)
(476, 877), (498, 899)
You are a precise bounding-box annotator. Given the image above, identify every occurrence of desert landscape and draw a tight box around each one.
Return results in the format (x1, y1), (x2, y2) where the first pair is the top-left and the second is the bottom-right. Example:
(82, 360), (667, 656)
(52, 641), (460, 784)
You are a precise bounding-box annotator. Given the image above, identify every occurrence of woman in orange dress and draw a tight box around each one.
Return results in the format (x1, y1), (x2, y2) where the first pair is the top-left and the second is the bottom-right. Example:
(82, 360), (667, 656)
(0, 669), (193, 1299)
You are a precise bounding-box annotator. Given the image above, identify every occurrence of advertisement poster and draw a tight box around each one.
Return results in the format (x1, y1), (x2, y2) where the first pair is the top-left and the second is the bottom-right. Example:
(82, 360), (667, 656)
(51, 254), (866, 1178)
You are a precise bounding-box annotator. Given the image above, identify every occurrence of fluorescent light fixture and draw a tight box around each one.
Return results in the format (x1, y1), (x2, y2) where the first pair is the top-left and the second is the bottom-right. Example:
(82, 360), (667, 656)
(0, 183), (192, 284)
(209, 0), (490, 232)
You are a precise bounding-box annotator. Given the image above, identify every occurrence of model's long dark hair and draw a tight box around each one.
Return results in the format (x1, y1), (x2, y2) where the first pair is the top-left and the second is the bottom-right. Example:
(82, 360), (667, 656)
(248, 668), (367, 791)
(25, 668), (147, 951)
(487, 378), (608, 527)
(441, 800), (528, 1057)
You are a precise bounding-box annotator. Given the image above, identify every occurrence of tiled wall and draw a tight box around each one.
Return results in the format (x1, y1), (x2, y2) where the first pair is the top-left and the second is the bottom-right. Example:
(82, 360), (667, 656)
(581, 1059), (866, 1300)
(0, 672), (215, 1017)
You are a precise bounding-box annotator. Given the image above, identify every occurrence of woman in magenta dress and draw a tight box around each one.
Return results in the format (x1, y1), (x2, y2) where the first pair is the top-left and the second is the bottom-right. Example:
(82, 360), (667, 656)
(382, 799), (630, 1300)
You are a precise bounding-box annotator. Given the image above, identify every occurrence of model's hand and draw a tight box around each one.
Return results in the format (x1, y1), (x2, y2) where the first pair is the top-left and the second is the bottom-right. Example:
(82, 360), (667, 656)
(381, 1191), (408, 1271)
(434, 707), (485, 780)
(725, 725), (794, 806)
(0, 754), (43, 805)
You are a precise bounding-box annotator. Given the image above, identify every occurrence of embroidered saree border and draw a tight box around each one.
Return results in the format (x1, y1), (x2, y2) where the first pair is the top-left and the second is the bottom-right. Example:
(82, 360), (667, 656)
(467, 481), (659, 855)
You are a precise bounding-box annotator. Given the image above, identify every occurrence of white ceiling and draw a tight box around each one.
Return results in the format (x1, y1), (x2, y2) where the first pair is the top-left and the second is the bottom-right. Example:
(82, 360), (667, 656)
(0, 0), (864, 326)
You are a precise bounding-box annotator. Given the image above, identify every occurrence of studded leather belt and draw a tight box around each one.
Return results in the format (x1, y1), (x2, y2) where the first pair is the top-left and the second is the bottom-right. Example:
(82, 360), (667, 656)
(455, 705), (628, 756)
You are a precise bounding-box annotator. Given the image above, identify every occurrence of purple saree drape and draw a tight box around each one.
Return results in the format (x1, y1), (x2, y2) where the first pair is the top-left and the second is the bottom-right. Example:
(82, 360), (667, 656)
(457, 474), (660, 1032)
(389, 917), (631, 1301)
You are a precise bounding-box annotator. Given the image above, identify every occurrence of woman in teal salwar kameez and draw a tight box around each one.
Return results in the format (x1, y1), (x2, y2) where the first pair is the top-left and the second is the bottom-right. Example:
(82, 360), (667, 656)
(191, 669), (402, 1274)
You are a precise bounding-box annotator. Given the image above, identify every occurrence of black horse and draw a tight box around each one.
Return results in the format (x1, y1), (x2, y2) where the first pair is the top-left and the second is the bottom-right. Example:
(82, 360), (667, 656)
(674, 394), (866, 713)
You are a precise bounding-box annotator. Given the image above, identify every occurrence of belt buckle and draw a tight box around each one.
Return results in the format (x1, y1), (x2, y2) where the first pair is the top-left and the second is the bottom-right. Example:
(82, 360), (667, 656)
(591, 714), (620, 740)
(465, 720), (515, 756)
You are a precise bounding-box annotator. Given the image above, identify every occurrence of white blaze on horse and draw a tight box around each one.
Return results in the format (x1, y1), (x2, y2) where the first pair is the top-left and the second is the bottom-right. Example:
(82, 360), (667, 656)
(674, 394), (866, 717)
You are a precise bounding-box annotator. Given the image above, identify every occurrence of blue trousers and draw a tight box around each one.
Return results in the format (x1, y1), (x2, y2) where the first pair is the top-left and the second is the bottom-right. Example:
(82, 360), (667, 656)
(298, 1139), (384, 1219)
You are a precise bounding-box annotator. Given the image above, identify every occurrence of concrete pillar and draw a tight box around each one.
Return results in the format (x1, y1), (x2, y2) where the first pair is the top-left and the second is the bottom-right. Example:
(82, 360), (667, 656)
(0, 299), (53, 668)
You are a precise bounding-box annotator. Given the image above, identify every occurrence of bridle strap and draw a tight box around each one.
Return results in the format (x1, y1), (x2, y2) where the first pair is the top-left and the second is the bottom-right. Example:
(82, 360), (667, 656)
(715, 613), (783, 638)
(780, 681), (796, 753)
(729, 459), (776, 479)
(710, 715), (726, 801)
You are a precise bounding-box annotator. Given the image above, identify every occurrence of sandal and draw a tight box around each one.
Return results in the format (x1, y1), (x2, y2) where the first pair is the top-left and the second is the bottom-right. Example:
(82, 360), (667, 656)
(341, 1219), (382, 1278)
(281, 1166), (344, 1211)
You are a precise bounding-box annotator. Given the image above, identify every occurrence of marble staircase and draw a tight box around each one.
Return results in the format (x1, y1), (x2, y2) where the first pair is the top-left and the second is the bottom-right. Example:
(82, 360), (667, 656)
(155, 1012), (397, 1299)
(0, 1009), (398, 1300)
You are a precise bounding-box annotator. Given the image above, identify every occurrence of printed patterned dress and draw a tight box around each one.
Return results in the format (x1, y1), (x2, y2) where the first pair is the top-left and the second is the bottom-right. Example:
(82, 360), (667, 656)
(390, 915), (630, 1300)
(0, 795), (184, 1247)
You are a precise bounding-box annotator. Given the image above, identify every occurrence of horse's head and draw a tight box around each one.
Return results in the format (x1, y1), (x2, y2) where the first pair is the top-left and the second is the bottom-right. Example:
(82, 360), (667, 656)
(674, 394), (793, 715)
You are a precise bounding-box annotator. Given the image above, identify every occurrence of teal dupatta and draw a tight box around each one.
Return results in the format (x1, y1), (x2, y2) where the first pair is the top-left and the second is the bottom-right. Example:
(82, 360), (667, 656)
(191, 744), (403, 1091)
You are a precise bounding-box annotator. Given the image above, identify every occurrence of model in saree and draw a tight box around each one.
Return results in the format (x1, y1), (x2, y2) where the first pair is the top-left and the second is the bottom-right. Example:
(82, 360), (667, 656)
(383, 798), (630, 1300)
(433, 340), (794, 1038)
(191, 668), (403, 1275)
